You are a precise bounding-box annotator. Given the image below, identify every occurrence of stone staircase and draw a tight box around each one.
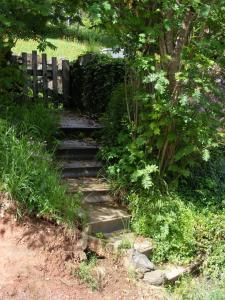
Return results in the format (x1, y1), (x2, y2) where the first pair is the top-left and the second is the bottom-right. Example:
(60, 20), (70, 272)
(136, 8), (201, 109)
(57, 111), (132, 244)
(56, 111), (188, 285)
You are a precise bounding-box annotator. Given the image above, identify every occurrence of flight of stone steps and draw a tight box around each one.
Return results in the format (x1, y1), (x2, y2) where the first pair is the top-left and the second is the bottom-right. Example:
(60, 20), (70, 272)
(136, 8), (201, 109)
(57, 112), (132, 249)
(56, 112), (186, 283)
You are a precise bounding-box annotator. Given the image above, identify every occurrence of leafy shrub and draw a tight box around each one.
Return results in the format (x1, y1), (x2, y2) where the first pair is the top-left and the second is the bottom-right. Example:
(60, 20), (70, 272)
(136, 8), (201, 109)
(0, 99), (80, 224)
(70, 53), (125, 115)
(100, 86), (225, 279)
(130, 192), (197, 263)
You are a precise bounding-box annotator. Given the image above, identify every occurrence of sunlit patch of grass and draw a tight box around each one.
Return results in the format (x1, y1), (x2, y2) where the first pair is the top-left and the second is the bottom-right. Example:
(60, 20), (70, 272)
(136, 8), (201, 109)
(13, 38), (101, 61)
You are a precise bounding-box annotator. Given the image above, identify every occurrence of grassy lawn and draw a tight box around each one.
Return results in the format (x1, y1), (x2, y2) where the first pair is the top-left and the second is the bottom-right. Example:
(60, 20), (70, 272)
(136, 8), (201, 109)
(13, 38), (101, 61)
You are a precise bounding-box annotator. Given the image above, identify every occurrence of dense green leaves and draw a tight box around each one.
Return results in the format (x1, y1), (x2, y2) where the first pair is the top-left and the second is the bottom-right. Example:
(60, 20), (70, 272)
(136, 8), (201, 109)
(92, 0), (225, 177)
(70, 53), (125, 114)
(96, 0), (225, 281)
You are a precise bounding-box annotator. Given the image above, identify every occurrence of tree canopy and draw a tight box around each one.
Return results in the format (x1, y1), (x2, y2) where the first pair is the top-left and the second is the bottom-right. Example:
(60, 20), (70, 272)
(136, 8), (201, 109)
(88, 0), (225, 177)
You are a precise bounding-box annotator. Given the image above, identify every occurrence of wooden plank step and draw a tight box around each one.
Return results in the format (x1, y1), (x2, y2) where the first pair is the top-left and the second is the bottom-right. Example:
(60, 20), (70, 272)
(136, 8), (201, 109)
(60, 112), (103, 134)
(56, 140), (99, 160)
(58, 140), (99, 150)
(85, 203), (131, 234)
(62, 160), (102, 178)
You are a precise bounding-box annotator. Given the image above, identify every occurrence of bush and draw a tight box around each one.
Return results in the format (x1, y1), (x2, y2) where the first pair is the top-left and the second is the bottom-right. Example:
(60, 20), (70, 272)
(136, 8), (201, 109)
(130, 192), (197, 263)
(100, 85), (225, 279)
(0, 99), (80, 224)
(70, 53), (125, 115)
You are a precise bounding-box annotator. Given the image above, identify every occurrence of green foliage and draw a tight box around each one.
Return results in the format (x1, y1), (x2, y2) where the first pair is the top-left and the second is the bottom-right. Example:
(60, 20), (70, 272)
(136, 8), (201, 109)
(180, 149), (225, 207)
(0, 100), (58, 142)
(102, 135), (225, 277)
(89, 0), (225, 177)
(172, 276), (225, 300)
(95, 0), (225, 280)
(70, 53), (125, 114)
(0, 98), (80, 224)
(130, 192), (197, 263)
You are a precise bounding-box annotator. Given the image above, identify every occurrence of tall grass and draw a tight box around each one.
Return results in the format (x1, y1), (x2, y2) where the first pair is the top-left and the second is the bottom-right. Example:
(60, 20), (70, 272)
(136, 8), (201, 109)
(0, 99), (80, 224)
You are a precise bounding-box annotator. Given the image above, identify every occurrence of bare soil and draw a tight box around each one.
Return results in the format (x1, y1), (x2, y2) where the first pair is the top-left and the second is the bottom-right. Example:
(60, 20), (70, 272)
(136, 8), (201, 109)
(0, 194), (166, 300)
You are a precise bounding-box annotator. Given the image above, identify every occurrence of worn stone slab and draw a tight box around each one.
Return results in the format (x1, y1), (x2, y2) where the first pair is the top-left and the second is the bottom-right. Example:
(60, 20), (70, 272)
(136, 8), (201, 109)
(65, 178), (110, 193)
(164, 265), (186, 282)
(143, 270), (166, 286)
(85, 203), (131, 234)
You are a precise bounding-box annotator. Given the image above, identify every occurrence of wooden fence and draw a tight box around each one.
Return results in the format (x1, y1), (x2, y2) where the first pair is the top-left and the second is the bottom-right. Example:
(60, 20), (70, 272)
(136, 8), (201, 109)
(12, 51), (70, 102)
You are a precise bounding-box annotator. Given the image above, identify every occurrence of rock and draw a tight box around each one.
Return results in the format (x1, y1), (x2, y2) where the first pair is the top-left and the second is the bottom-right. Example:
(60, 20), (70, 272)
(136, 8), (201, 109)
(164, 266), (186, 283)
(76, 231), (88, 251)
(143, 270), (166, 286)
(76, 250), (87, 262)
(124, 249), (155, 273)
(133, 239), (154, 257)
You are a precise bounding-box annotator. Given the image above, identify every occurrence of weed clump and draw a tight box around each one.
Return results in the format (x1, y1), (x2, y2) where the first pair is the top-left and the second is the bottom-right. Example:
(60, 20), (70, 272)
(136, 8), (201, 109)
(74, 256), (99, 291)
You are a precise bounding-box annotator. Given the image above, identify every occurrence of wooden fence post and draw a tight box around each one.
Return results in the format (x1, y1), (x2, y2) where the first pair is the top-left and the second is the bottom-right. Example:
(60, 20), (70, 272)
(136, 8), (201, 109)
(52, 57), (58, 95)
(62, 60), (70, 102)
(22, 52), (28, 97)
(32, 51), (38, 98)
(42, 53), (48, 101)
(16, 52), (71, 103)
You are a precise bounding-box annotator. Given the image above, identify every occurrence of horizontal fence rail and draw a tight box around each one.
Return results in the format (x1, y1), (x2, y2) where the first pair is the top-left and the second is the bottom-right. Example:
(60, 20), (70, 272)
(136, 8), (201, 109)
(12, 51), (70, 103)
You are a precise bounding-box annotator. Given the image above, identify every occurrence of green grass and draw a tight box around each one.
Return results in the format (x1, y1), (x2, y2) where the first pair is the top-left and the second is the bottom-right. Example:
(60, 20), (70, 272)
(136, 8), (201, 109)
(13, 38), (101, 61)
(0, 97), (80, 224)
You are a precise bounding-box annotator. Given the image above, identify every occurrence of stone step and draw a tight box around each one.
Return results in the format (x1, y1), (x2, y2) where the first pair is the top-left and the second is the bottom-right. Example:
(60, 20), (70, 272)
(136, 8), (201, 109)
(65, 178), (113, 203)
(87, 231), (154, 258)
(59, 111), (103, 136)
(66, 178), (110, 192)
(62, 161), (102, 178)
(85, 203), (131, 234)
(56, 140), (99, 160)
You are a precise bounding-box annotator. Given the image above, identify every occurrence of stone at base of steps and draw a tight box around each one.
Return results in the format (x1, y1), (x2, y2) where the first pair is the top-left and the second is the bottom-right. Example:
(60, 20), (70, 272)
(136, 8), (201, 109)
(87, 230), (154, 258)
(85, 203), (131, 234)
